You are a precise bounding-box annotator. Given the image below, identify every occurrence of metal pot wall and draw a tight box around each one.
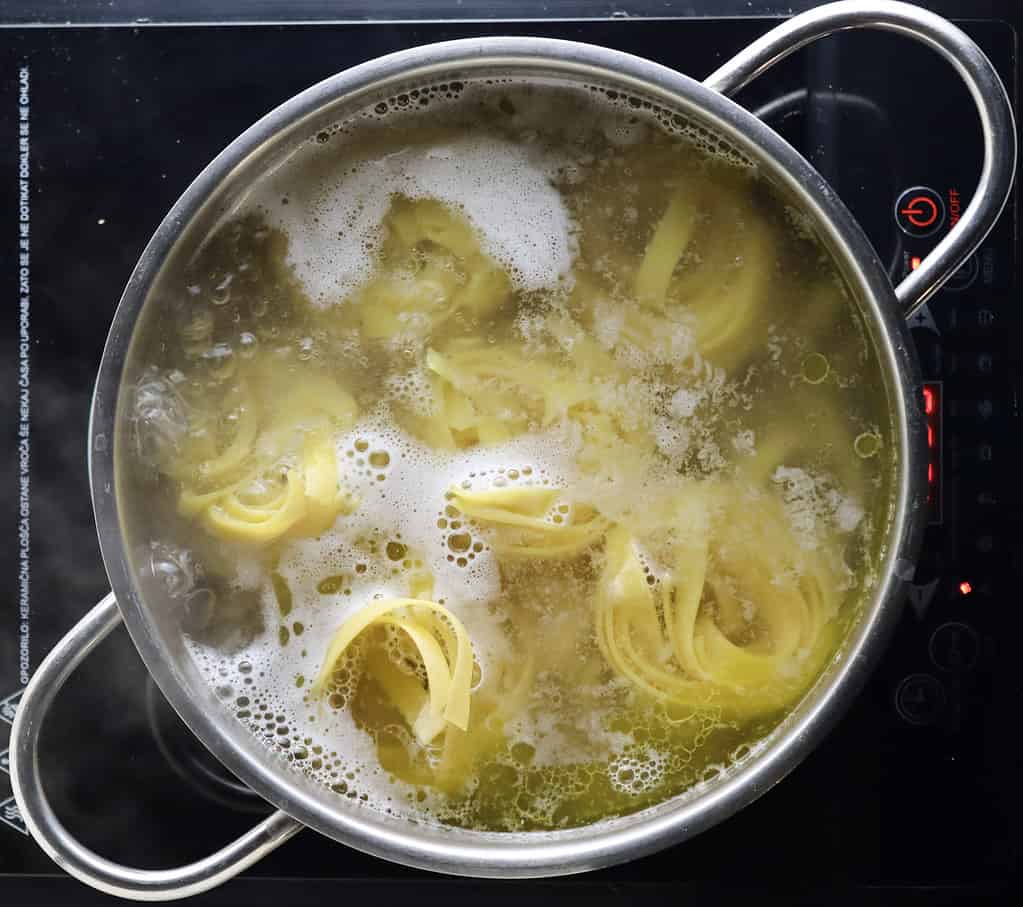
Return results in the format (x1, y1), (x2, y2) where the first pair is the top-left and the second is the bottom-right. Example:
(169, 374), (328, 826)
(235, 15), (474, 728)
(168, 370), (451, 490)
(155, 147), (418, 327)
(10, 1), (1015, 900)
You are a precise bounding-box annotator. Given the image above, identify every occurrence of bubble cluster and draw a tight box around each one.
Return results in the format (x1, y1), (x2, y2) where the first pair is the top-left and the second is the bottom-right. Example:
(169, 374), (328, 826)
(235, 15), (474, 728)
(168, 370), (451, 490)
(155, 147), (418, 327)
(435, 496), (484, 571)
(608, 747), (667, 796)
(384, 368), (437, 418)
(130, 366), (189, 469)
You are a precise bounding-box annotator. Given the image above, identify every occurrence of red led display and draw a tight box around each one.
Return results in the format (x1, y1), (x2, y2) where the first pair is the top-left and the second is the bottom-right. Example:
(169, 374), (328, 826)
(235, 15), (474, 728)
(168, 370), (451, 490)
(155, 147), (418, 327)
(924, 382), (942, 523)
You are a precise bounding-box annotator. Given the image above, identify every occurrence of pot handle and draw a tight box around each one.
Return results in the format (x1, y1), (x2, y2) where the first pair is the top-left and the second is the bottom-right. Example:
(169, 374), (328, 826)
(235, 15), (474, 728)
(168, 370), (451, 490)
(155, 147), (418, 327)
(9, 593), (303, 901)
(704, 0), (1016, 319)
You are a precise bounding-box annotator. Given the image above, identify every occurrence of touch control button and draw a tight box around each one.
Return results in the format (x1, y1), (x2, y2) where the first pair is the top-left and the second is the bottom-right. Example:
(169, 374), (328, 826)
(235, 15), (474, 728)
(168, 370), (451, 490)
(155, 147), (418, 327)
(929, 622), (980, 673)
(894, 673), (946, 726)
(944, 253), (979, 291)
(895, 186), (946, 237)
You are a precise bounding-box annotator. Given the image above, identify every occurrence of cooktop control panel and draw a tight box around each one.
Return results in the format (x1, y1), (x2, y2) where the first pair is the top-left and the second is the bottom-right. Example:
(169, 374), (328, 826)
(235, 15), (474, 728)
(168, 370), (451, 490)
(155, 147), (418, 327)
(882, 51), (1017, 883)
(898, 158), (1013, 706)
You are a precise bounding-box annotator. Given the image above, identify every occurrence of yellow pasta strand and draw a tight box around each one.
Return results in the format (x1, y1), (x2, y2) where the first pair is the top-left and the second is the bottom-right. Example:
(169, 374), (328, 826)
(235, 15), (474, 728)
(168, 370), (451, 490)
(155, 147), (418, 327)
(291, 435), (355, 538)
(363, 648), (448, 745)
(595, 485), (838, 718)
(198, 390), (260, 481)
(174, 367), (358, 545)
(634, 186), (700, 308)
(202, 470), (308, 544)
(313, 597), (475, 741)
(451, 485), (608, 559)
(687, 214), (772, 363)
(357, 197), (510, 341)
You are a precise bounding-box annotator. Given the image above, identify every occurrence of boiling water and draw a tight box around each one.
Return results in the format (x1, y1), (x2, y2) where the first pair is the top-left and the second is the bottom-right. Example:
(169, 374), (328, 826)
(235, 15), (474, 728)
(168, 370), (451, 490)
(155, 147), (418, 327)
(122, 78), (895, 831)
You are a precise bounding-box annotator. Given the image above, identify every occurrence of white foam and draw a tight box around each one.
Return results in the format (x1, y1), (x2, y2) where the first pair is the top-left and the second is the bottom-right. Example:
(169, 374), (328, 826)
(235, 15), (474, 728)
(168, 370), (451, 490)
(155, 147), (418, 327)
(608, 747), (667, 795)
(187, 416), (586, 816)
(261, 135), (575, 307)
(508, 697), (633, 767)
(772, 465), (865, 550)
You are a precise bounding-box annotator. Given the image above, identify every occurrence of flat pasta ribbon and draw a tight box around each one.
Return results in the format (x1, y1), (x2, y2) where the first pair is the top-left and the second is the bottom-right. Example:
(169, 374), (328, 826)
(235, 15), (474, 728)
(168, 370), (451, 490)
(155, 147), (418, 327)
(634, 185), (701, 307)
(595, 486), (838, 718)
(450, 484), (609, 559)
(313, 597), (475, 744)
(174, 368), (359, 545)
(631, 170), (774, 370)
(407, 341), (593, 450)
(183, 435), (355, 544)
(358, 197), (511, 339)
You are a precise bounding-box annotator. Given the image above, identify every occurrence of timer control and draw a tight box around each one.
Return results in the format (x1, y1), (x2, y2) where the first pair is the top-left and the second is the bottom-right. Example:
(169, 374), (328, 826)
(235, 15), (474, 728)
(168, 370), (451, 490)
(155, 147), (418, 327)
(895, 673), (946, 726)
(943, 253), (979, 292)
(929, 622), (981, 673)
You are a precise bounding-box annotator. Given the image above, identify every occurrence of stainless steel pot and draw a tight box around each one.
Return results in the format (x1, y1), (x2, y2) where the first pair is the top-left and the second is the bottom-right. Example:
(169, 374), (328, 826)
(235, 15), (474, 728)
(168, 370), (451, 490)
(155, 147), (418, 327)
(10, 1), (1015, 900)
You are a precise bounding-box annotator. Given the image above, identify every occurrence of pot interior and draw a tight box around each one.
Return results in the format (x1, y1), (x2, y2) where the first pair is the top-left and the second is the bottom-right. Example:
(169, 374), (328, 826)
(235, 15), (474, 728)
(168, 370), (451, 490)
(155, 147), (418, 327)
(99, 44), (923, 875)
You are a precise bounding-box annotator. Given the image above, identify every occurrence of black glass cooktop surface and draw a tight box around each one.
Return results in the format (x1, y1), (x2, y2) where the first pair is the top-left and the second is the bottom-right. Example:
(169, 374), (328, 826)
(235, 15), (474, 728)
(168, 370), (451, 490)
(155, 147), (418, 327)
(0, 9), (1019, 906)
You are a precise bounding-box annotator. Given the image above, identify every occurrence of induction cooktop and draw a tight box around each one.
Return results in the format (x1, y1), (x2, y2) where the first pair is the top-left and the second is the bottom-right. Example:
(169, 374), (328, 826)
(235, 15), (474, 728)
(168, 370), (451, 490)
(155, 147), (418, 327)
(0, 2), (1019, 905)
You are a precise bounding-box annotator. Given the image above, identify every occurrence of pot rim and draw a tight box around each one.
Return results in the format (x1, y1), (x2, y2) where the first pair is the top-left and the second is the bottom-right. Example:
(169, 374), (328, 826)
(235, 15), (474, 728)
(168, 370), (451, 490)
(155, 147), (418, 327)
(89, 36), (926, 877)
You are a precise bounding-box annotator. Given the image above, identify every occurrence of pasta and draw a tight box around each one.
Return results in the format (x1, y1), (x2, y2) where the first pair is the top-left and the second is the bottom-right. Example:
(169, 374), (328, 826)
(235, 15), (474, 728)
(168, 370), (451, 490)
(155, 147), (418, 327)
(168, 366), (358, 546)
(450, 485), (609, 559)
(313, 597), (474, 744)
(595, 487), (839, 718)
(130, 82), (891, 832)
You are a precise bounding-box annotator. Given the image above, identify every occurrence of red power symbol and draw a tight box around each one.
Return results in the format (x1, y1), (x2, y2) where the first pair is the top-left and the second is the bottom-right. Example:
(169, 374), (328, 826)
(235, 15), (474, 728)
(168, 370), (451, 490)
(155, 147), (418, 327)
(900, 195), (939, 228)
